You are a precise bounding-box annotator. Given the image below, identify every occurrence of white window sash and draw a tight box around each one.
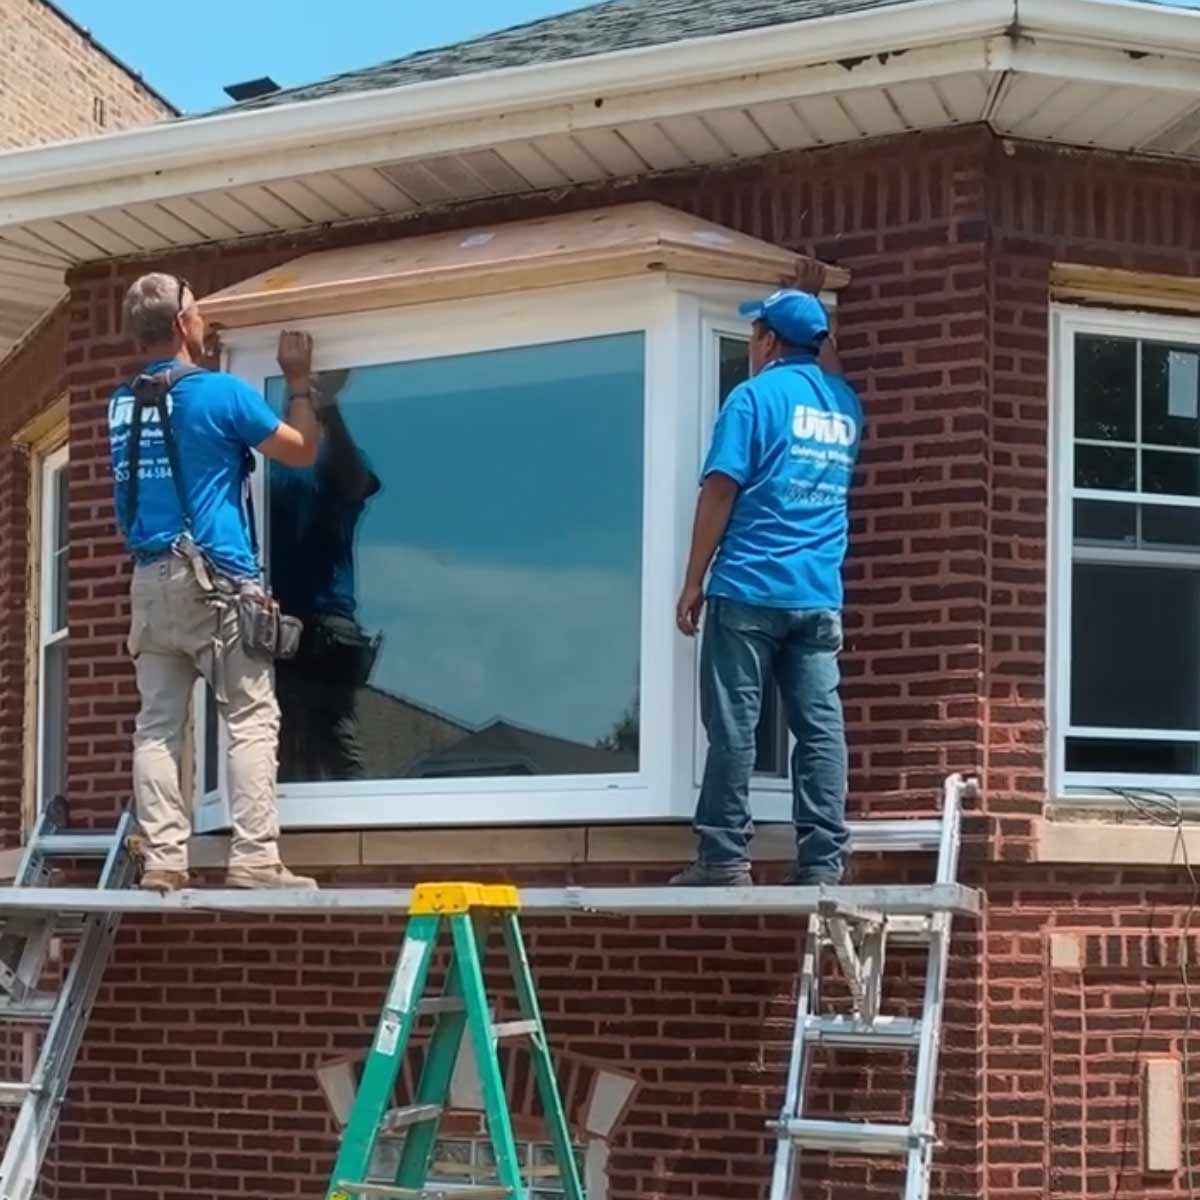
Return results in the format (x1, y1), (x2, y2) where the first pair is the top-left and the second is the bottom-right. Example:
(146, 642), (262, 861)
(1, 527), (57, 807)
(36, 445), (69, 812)
(1051, 304), (1200, 801)
(194, 274), (759, 832)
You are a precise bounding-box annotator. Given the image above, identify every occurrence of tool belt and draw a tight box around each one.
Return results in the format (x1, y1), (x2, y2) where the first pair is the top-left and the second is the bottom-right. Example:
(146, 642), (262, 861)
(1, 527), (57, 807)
(127, 366), (302, 662)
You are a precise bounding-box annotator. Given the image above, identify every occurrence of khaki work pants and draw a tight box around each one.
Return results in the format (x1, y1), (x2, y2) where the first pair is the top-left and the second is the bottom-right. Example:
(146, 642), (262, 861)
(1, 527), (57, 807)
(128, 554), (282, 872)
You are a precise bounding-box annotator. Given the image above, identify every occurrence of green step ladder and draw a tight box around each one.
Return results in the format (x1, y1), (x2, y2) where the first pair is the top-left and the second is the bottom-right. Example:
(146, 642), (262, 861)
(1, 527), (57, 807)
(326, 882), (586, 1200)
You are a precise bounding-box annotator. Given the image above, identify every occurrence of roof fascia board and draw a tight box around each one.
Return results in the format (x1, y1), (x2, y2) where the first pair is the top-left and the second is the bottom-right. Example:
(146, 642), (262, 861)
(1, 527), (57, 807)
(0, 0), (1008, 205)
(1005, 36), (1200, 91)
(0, 40), (1000, 229)
(1017, 0), (1200, 57)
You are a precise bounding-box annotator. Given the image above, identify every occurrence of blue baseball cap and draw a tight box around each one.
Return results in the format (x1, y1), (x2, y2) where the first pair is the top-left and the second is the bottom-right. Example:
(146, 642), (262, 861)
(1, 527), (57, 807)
(738, 289), (829, 348)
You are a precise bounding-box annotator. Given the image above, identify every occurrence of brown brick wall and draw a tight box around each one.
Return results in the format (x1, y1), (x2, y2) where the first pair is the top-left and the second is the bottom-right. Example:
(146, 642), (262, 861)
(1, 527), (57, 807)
(0, 0), (171, 150)
(26, 125), (1200, 1199)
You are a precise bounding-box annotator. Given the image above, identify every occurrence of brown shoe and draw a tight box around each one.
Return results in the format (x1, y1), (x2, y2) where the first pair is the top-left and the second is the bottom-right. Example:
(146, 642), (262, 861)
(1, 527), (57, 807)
(139, 868), (190, 893)
(224, 863), (318, 891)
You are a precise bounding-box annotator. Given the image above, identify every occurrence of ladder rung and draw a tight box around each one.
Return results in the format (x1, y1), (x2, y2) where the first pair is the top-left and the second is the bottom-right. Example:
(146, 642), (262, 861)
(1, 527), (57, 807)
(32, 834), (118, 858)
(0, 1081), (36, 1107)
(804, 1015), (921, 1049)
(380, 1103), (443, 1132)
(416, 997), (465, 1016)
(491, 1019), (537, 1041)
(0, 993), (57, 1022)
(337, 1184), (512, 1199)
(770, 1117), (932, 1155)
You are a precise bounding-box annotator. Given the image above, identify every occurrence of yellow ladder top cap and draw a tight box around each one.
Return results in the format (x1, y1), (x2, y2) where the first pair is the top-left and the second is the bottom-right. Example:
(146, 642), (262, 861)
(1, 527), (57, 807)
(410, 882), (521, 915)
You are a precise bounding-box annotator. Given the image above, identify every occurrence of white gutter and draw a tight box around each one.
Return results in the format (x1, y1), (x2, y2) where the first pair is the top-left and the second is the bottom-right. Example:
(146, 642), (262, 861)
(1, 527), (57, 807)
(0, 0), (1010, 210)
(0, 0), (1195, 228)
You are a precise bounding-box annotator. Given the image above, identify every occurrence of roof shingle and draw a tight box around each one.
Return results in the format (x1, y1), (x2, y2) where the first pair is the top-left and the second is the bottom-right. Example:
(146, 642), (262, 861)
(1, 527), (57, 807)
(223, 0), (909, 112)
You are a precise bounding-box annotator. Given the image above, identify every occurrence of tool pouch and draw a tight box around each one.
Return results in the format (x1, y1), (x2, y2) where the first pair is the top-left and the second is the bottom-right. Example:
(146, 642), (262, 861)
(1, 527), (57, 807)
(237, 586), (303, 661)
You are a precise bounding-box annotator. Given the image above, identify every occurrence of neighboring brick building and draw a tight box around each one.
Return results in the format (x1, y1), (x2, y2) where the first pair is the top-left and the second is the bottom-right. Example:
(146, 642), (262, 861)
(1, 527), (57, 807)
(2, 1), (1200, 1198)
(0, 0), (172, 150)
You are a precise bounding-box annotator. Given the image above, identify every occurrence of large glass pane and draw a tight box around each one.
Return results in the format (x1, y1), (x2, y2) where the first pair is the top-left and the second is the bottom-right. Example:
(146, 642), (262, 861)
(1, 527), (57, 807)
(1071, 562), (1200, 731)
(1075, 334), (1135, 442)
(267, 334), (644, 782)
(1143, 342), (1200, 448)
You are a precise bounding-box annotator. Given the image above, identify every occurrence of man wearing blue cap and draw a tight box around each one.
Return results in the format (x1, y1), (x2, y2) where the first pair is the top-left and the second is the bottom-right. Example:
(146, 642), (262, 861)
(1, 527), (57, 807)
(672, 263), (862, 887)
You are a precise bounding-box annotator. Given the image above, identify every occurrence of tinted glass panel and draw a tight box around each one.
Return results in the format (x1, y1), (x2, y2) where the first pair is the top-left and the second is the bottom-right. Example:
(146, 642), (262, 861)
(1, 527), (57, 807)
(1075, 334), (1135, 442)
(266, 334), (644, 782)
(1143, 343), (1200, 448)
(1065, 737), (1200, 776)
(1073, 499), (1135, 545)
(40, 640), (67, 805)
(1071, 562), (1200, 731)
(1144, 449), (1200, 497)
(1075, 444), (1135, 491)
(1142, 503), (1200, 550)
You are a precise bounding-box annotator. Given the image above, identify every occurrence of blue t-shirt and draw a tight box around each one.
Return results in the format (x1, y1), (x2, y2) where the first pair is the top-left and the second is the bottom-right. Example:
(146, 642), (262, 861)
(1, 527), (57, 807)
(704, 354), (863, 611)
(269, 441), (379, 619)
(108, 360), (280, 579)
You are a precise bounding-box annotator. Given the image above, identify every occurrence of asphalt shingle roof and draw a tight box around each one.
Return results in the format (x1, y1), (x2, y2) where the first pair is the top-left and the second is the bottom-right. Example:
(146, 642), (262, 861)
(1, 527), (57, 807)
(224, 0), (909, 112)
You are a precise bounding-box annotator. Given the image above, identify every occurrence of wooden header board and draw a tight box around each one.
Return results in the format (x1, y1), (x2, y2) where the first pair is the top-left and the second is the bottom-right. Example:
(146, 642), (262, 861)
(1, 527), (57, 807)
(198, 201), (849, 329)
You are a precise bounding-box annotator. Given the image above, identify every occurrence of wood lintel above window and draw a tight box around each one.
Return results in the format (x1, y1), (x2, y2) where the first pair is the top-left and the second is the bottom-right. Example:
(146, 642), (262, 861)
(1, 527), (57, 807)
(197, 201), (848, 329)
(1051, 263), (1200, 317)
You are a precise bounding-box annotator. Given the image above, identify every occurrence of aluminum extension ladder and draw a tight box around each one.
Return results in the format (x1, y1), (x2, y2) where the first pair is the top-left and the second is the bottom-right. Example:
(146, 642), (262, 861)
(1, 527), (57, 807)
(0, 799), (136, 1200)
(326, 882), (584, 1200)
(768, 773), (976, 1200)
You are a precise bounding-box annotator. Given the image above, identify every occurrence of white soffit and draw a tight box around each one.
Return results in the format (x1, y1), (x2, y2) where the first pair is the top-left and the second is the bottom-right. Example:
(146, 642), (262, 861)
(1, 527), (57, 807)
(1, 0), (1199, 362)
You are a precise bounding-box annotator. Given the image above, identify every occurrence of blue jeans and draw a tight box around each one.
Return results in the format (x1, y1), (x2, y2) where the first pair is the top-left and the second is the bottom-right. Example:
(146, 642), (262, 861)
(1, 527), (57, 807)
(695, 597), (849, 874)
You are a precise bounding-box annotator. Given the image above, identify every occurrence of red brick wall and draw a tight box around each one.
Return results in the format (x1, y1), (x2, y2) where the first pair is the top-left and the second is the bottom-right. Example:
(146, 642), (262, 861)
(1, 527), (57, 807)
(40, 124), (1200, 1200)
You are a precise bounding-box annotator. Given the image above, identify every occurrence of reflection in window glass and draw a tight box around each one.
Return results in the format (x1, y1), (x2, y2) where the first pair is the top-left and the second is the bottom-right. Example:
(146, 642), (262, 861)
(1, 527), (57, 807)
(266, 334), (644, 782)
(717, 334), (788, 778)
(1075, 334), (1135, 442)
(1143, 342), (1200, 448)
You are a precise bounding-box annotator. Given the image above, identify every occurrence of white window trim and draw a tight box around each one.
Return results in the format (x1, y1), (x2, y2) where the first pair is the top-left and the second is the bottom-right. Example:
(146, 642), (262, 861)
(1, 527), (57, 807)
(36, 443), (68, 814)
(1049, 303), (1200, 805)
(194, 272), (772, 832)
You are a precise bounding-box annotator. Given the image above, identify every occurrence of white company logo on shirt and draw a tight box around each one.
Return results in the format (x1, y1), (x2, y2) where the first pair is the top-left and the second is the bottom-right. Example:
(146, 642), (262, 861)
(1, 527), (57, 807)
(792, 404), (856, 448)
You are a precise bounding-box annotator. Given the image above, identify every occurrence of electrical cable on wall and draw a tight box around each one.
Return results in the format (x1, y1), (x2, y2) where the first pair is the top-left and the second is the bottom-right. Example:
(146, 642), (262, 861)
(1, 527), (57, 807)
(1111, 788), (1199, 1200)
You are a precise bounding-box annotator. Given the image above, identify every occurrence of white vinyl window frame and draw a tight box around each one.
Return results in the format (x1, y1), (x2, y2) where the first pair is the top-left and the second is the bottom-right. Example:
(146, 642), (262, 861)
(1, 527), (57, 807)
(193, 272), (770, 832)
(36, 443), (69, 812)
(1049, 303), (1200, 802)
(691, 313), (794, 822)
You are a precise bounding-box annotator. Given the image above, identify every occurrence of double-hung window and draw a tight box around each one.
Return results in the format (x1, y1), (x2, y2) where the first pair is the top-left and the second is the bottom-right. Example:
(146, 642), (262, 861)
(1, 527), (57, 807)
(1052, 306), (1200, 796)
(36, 444), (69, 811)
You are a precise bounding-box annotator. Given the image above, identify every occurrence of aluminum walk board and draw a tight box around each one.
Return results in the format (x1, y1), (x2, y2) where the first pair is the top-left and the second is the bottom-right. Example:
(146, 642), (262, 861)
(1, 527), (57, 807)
(0, 883), (980, 918)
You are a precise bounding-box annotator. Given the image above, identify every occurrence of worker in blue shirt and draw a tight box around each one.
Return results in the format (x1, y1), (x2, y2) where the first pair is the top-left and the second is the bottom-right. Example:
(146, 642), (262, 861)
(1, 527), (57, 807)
(672, 264), (862, 888)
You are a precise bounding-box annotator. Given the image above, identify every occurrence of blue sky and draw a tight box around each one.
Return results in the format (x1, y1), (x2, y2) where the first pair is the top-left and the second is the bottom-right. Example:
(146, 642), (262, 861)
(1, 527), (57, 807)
(56, 0), (595, 114)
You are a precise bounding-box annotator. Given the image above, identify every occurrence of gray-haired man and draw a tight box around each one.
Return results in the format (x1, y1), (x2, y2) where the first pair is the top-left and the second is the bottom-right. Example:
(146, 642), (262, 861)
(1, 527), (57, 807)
(109, 272), (321, 892)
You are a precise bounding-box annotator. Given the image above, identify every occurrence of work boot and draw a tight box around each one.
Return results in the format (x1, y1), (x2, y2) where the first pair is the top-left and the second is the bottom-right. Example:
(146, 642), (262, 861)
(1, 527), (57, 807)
(224, 862), (318, 891)
(668, 861), (753, 887)
(781, 864), (845, 887)
(139, 868), (190, 893)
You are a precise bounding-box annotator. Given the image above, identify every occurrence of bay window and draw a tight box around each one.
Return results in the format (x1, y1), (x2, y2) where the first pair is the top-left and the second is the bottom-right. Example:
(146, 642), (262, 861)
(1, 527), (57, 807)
(1051, 306), (1200, 796)
(191, 202), (843, 831)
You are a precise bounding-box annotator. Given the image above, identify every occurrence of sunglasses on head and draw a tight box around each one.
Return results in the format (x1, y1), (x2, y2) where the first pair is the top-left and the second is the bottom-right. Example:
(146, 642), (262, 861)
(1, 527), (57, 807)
(176, 277), (191, 315)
